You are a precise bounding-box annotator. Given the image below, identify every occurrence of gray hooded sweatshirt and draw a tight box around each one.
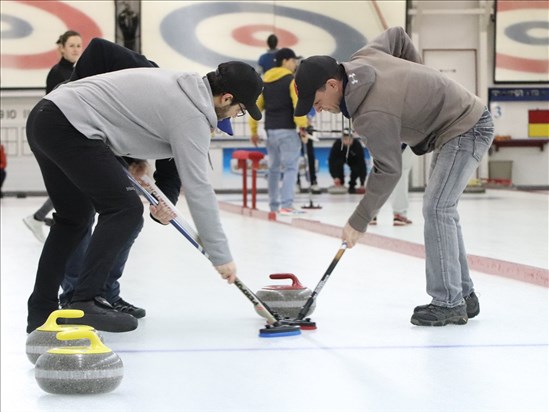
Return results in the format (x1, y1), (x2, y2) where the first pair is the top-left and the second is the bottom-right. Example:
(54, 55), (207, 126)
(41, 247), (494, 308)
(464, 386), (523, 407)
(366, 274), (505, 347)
(342, 27), (485, 232)
(46, 68), (232, 265)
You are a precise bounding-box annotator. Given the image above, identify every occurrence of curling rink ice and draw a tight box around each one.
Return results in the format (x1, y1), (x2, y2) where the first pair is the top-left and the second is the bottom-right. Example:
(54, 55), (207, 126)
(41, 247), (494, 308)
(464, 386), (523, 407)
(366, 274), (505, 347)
(1, 189), (548, 412)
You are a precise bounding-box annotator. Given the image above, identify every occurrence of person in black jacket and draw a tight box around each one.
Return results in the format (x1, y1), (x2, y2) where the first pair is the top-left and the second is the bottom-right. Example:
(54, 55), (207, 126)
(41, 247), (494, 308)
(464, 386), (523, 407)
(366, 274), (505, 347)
(24, 31), (83, 241)
(249, 48), (309, 215)
(46, 31), (82, 93)
(328, 131), (367, 194)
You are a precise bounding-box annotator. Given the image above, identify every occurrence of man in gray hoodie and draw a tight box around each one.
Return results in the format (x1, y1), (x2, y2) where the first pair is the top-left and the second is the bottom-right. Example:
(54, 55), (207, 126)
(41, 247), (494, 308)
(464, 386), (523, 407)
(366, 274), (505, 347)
(26, 60), (263, 333)
(294, 27), (494, 327)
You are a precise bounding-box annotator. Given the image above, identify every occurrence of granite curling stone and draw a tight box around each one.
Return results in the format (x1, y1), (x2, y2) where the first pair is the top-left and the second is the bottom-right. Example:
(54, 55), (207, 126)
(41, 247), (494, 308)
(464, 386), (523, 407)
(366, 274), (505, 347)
(35, 329), (123, 395)
(256, 273), (315, 319)
(26, 309), (104, 365)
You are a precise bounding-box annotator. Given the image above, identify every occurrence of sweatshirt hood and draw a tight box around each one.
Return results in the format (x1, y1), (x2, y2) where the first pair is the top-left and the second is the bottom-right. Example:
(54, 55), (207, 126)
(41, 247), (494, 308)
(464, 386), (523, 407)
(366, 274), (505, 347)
(176, 72), (217, 129)
(340, 61), (376, 118)
(263, 66), (294, 83)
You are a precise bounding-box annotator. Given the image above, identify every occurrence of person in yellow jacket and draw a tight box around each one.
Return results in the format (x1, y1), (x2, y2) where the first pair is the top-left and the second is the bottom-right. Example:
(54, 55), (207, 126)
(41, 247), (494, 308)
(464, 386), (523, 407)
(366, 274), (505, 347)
(249, 48), (309, 215)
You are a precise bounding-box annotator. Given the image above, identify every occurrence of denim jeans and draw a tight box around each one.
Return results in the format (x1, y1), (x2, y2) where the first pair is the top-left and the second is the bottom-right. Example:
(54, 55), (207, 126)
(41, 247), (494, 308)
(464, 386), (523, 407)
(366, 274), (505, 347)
(59, 215), (143, 304)
(423, 108), (494, 307)
(266, 129), (302, 211)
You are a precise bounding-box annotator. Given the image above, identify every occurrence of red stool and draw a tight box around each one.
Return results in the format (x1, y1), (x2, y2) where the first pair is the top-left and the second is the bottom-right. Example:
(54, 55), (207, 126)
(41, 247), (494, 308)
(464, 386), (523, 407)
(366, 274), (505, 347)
(232, 150), (265, 209)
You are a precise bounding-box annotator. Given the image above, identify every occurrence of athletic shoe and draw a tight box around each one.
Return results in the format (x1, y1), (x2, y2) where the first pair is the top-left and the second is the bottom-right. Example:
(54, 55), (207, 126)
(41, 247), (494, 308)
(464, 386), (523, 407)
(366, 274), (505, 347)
(279, 207), (306, 216)
(111, 297), (146, 319)
(67, 296), (138, 332)
(414, 292), (480, 319)
(393, 214), (412, 226)
(23, 215), (46, 243)
(464, 291), (480, 318)
(327, 184), (347, 194)
(410, 303), (468, 326)
(369, 217), (377, 225)
(311, 184), (321, 194)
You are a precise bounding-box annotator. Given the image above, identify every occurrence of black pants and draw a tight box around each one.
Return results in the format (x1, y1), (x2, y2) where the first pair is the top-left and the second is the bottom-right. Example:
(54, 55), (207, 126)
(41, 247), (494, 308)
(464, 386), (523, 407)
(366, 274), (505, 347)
(26, 99), (143, 325)
(298, 139), (317, 186)
(329, 156), (367, 189)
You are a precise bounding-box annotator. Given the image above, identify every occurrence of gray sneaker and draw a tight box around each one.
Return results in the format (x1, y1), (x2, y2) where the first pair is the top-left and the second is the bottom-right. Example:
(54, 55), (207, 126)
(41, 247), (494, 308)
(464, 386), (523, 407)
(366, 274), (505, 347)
(464, 292), (480, 318)
(414, 291), (479, 319)
(411, 303), (468, 326)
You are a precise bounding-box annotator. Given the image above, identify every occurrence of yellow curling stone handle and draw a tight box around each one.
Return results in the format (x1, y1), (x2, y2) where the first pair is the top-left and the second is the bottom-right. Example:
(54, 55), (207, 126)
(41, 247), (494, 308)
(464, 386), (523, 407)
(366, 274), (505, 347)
(36, 309), (89, 331)
(48, 329), (112, 355)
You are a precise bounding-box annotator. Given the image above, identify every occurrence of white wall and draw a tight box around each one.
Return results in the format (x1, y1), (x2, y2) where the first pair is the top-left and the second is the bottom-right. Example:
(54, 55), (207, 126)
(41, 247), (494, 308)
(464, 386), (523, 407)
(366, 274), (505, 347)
(407, 0), (548, 188)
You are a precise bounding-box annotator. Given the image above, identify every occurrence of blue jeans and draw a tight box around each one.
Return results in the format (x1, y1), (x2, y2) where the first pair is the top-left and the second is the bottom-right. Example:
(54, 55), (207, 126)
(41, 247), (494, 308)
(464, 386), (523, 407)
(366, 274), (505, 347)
(423, 108), (494, 307)
(59, 216), (143, 304)
(266, 129), (302, 211)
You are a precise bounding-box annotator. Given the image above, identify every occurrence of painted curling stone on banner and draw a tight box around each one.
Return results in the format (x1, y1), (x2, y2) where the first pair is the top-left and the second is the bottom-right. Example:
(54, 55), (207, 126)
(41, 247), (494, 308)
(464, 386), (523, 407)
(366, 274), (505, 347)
(256, 273), (315, 319)
(35, 329), (123, 395)
(26, 309), (104, 365)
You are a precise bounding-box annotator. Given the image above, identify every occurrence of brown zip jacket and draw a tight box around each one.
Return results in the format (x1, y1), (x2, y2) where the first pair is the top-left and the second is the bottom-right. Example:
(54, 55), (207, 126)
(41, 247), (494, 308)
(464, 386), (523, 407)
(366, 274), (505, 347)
(343, 27), (485, 231)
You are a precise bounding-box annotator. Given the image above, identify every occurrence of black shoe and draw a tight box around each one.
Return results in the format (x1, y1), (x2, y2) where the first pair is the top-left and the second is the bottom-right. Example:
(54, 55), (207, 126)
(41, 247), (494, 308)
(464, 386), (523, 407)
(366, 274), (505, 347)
(464, 291), (480, 318)
(414, 292), (480, 319)
(68, 296), (138, 332)
(43, 217), (54, 227)
(110, 297), (146, 319)
(410, 303), (468, 326)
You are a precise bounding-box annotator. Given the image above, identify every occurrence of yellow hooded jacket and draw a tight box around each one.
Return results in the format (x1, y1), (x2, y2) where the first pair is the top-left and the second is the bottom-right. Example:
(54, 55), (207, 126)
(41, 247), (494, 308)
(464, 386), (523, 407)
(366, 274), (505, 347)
(249, 66), (308, 135)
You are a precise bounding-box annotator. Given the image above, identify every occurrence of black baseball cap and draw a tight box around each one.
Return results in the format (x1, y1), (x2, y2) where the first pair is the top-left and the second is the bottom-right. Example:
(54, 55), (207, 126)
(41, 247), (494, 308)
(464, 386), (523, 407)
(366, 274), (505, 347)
(217, 61), (263, 120)
(294, 56), (340, 117)
(274, 48), (302, 66)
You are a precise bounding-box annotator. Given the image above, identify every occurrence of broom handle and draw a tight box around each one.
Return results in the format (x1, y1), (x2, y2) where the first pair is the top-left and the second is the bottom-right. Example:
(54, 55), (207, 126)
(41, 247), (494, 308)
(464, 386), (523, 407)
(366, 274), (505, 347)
(123, 169), (279, 325)
(295, 242), (347, 320)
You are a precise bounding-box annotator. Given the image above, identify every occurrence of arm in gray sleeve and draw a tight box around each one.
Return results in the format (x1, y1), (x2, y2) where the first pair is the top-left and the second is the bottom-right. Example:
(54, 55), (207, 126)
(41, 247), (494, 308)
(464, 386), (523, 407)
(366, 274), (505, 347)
(169, 118), (233, 266)
(348, 113), (403, 232)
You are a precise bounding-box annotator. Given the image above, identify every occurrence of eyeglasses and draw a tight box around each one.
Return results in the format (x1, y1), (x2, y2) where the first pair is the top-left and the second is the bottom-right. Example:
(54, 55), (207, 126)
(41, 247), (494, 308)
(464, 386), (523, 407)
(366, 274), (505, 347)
(235, 103), (246, 117)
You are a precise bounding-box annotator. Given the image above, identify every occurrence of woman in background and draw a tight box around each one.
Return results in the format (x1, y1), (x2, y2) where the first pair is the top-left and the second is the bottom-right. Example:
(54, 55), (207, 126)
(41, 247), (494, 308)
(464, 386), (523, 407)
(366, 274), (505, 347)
(24, 30), (83, 241)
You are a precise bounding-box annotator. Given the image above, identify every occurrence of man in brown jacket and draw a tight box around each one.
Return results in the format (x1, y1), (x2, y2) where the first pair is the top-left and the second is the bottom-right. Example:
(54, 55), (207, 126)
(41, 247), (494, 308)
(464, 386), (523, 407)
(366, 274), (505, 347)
(294, 27), (493, 327)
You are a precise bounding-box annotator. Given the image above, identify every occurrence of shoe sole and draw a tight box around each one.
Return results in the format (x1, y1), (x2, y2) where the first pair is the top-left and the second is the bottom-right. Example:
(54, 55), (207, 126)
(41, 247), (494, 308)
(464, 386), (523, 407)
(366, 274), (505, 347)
(415, 301), (479, 319)
(115, 309), (146, 319)
(410, 315), (468, 326)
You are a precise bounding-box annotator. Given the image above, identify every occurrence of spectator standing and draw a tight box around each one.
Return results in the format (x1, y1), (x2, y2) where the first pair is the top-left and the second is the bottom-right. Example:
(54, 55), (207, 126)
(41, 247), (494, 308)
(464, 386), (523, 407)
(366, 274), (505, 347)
(23, 30), (83, 242)
(258, 34), (279, 75)
(370, 146), (414, 225)
(249, 48), (308, 215)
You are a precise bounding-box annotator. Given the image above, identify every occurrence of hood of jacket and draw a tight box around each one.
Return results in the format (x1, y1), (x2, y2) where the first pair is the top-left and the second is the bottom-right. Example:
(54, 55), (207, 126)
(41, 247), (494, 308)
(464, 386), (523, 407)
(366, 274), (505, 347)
(263, 66), (294, 83)
(340, 60), (376, 118)
(176, 72), (218, 130)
